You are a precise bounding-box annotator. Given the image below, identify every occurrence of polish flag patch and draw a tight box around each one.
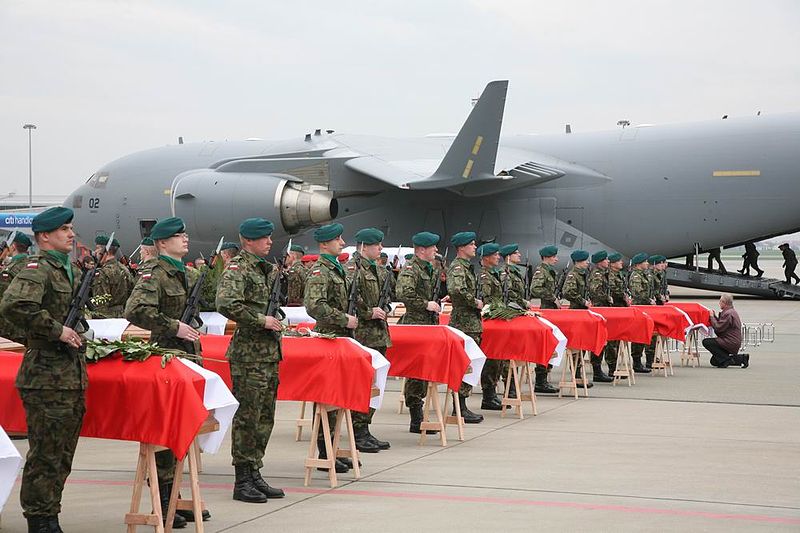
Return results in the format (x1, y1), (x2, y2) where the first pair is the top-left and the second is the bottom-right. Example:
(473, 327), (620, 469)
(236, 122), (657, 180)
(141, 273), (152, 280)
(26, 262), (38, 269)
(227, 264), (239, 271)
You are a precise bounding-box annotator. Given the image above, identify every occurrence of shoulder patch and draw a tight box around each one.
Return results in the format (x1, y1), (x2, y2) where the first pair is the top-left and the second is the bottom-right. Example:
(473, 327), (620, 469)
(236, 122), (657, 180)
(311, 269), (322, 276)
(141, 273), (152, 280)
(404, 264), (413, 270)
(25, 261), (38, 269)
(227, 264), (239, 271)
(453, 266), (462, 271)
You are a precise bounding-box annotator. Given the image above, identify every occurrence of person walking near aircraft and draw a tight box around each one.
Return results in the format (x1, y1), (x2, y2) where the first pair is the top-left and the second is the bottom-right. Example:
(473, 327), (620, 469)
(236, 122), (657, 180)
(0, 232), (33, 343)
(738, 241), (764, 277)
(779, 243), (799, 284)
(587, 251), (615, 383)
(303, 223), (359, 473)
(706, 247), (727, 274)
(93, 235), (134, 318)
(528, 246), (561, 393)
(215, 218), (286, 504)
(628, 253), (653, 373)
(286, 244), (308, 306)
(445, 231), (485, 423)
(396, 232), (442, 433)
(346, 228), (392, 453)
(124, 217), (208, 528)
(703, 293), (748, 368)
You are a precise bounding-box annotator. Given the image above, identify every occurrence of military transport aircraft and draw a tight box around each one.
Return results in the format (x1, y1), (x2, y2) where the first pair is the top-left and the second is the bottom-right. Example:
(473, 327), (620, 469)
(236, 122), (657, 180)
(64, 81), (800, 261)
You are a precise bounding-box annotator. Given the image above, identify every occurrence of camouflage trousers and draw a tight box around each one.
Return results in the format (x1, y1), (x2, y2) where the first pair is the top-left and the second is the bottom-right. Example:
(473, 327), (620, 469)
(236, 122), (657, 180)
(631, 335), (657, 360)
(403, 378), (428, 409)
(352, 346), (384, 431)
(603, 340), (619, 367)
(480, 359), (509, 393)
(19, 389), (85, 517)
(230, 361), (280, 469)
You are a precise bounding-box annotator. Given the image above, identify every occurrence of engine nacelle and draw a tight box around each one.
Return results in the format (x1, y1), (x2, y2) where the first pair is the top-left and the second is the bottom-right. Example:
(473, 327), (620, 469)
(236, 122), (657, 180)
(171, 170), (337, 244)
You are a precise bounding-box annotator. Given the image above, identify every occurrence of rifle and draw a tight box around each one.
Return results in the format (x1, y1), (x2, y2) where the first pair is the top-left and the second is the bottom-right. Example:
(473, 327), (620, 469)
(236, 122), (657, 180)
(377, 264), (394, 314)
(581, 264), (591, 304)
(623, 266), (633, 302)
(473, 264), (484, 302)
(555, 260), (571, 300)
(265, 239), (292, 338)
(523, 250), (532, 301)
(430, 249), (448, 321)
(180, 236), (224, 335)
(346, 246), (362, 317)
(63, 231), (114, 345)
(605, 268), (613, 304)
(502, 264), (510, 305)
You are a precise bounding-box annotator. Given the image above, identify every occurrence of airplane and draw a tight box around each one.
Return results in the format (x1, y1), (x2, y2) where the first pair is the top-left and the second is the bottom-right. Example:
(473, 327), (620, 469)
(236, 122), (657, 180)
(64, 81), (800, 267)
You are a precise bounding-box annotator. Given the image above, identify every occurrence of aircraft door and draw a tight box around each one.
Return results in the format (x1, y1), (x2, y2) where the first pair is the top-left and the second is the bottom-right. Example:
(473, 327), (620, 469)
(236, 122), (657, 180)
(555, 206), (585, 249)
(495, 197), (556, 249)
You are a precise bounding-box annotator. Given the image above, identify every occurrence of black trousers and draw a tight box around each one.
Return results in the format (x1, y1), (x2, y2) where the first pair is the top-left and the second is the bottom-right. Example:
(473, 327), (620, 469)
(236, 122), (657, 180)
(702, 338), (744, 367)
(785, 262), (799, 284)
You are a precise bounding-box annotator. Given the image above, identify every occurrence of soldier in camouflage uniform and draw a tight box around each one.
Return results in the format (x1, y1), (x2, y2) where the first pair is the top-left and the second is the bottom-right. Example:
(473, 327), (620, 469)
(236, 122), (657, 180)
(286, 244), (308, 306)
(92, 235), (134, 318)
(650, 255), (669, 305)
(216, 218), (285, 504)
(605, 252), (630, 377)
(303, 223), (358, 474)
(444, 231), (484, 424)
(561, 250), (597, 387)
(346, 228), (392, 453)
(500, 244), (530, 311)
(124, 217), (207, 528)
(397, 232), (442, 433)
(586, 251), (615, 383)
(378, 251), (397, 301)
(0, 207), (87, 533)
(527, 245), (561, 394)
(199, 242), (238, 312)
(476, 243), (506, 410)
(0, 232), (33, 343)
(628, 252), (654, 373)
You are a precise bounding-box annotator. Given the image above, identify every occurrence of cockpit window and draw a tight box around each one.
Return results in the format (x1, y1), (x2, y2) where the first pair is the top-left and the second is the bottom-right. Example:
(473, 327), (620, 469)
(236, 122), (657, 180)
(87, 172), (109, 188)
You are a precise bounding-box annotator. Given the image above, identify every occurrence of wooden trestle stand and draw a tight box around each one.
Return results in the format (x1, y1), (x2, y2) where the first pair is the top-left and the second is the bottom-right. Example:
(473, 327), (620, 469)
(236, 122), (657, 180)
(613, 341), (636, 386)
(558, 349), (590, 398)
(304, 403), (361, 488)
(650, 336), (675, 377)
(500, 360), (537, 419)
(681, 327), (702, 367)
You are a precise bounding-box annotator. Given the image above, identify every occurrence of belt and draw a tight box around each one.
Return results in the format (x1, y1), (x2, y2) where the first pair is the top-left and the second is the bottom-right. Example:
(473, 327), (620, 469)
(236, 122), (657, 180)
(27, 339), (60, 350)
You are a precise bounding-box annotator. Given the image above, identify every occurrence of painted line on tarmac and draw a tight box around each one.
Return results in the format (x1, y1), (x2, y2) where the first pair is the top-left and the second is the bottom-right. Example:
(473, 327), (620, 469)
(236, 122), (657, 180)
(64, 478), (800, 525)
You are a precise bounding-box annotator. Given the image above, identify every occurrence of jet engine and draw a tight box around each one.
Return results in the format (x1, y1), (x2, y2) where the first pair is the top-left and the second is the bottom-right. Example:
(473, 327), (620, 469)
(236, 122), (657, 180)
(171, 170), (337, 243)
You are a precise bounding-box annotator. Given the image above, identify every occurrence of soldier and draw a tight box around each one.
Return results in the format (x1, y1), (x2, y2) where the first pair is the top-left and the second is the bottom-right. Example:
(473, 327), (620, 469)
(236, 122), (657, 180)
(286, 244), (308, 306)
(628, 252), (653, 373)
(92, 235), (134, 318)
(476, 243), (505, 410)
(216, 218), (285, 504)
(124, 217), (208, 528)
(139, 236), (158, 265)
(377, 251), (397, 300)
(650, 255), (669, 305)
(586, 251), (615, 383)
(608, 253), (630, 307)
(779, 243), (800, 284)
(199, 242), (239, 312)
(346, 228), (392, 452)
(500, 244), (530, 310)
(0, 232), (33, 343)
(445, 231), (484, 423)
(396, 231), (442, 433)
(0, 207), (87, 533)
(303, 223), (358, 474)
(527, 245), (560, 394)
(561, 250), (598, 387)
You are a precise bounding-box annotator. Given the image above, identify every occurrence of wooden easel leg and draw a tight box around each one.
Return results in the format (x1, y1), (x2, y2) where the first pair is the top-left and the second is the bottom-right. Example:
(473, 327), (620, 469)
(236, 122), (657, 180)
(342, 409), (361, 479)
(523, 362), (537, 415)
(147, 447), (164, 533)
(322, 407), (337, 487)
(186, 445), (205, 533)
(304, 405), (328, 487)
(398, 378), (406, 414)
(126, 444), (149, 533)
(444, 389), (465, 441)
(431, 384), (446, 446)
(295, 401), (308, 442)
(578, 351), (589, 397)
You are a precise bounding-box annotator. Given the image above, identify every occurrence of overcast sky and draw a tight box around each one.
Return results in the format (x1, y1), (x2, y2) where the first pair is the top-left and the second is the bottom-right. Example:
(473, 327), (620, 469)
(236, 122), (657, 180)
(1, 0), (798, 196)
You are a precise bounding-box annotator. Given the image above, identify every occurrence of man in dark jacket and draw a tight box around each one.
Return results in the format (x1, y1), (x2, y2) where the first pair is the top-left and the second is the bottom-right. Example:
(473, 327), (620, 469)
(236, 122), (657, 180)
(702, 293), (748, 368)
(779, 243), (799, 284)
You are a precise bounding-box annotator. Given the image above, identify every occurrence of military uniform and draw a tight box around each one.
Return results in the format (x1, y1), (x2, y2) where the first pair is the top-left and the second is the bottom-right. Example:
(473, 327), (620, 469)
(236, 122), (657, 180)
(530, 263), (559, 309)
(286, 261), (308, 306)
(304, 256), (350, 336)
(479, 264), (506, 403)
(446, 256), (481, 398)
(609, 269), (628, 307)
(628, 263), (654, 372)
(0, 242), (86, 524)
(587, 263), (617, 379)
(504, 263), (528, 309)
(93, 259), (134, 317)
(0, 253), (30, 343)
(562, 265), (590, 309)
(199, 261), (225, 312)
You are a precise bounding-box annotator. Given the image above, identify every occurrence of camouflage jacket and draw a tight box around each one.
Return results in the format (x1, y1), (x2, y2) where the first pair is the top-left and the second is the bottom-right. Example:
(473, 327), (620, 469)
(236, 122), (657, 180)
(304, 255), (350, 336)
(346, 255), (391, 348)
(504, 264), (528, 309)
(609, 268), (629, 306)
(480, 265), (503, 307)
(587, 266), (613, 307)
(0, 253), (88, 390)
(651, 269), (668, 304)
(530, 263), (558, 307)
(0, 254), (29, 343)
(93, 259), (134, 318)
(199, 261), (226, 312)
(124, 256), (200, 352)
(286, 261), (308, 306)
(562, 266), (590, 309)
(447, 257), (481, 333)
(216, 250), (282, 363)
(628, 268), (652, 305)
(396, 255), (437, 325)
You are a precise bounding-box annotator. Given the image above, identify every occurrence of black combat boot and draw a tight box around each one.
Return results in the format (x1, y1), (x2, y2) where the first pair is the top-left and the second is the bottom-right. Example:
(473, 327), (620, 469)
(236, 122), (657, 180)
(233, 465), (268, 503)
(251, 469), (285, 498)
(455, 394), (484, 423)
(409, 405), (439, 434)
(354, 426), (380, 453)
(48, 516), (64, 533)
(366, 429), (391, 450)
(645, 352), (655, 370)
(534, 370), (559, 394)
(632, 356), (651, 373)
(159, 483), (188, 528)
(175, 490), (212, 522)
(317, 440), (350, 473)
(592, 359), (614, 383)
(480, 388), (503, 410)
(26, 516), (51, 533)
(607, 362), (625, 380)
(574, 361), (593, 388)
(506, 378), (517, 399)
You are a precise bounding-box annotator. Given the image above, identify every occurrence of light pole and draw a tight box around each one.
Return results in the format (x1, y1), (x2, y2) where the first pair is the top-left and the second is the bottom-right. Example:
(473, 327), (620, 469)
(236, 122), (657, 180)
(23, 123), (37, 208)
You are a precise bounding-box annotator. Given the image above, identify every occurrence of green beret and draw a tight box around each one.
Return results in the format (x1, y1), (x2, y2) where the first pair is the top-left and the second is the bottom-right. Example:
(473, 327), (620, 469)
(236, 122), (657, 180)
(404, 253), (414, 260)
(111, 238), (120, 248)
(141, 237), (154, 246)
(313, 223), (344, 243)
(220, 241), (239, 252)
(608, 252), (623, 262)
(450, 231), (477, 247)
(570, 250), (589, 262)
(150, 217), (186, 241)
(631, 252), (649, 265)
(95, 234), (110, 246)
(380, 252), (388, 259)
(290, 244), (304, 253)
(648, 255), (659, 264)
(354, 227), (384, 245)
(13, 232), (32, 247)
(412, 231), (440, 247)
(499, 244), (519, 257)
(539, 245), (558, 258)
(239, 217), (274, 239)
(591, 250), (608, 263)
(477, 243), (500, 257)
(32, 206), (73, 233)
(654, 255), (667, 264)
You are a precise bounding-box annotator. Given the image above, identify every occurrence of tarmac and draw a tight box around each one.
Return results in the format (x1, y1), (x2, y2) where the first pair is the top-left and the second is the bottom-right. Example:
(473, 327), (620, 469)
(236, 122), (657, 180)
(2, 260), (799, 531)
